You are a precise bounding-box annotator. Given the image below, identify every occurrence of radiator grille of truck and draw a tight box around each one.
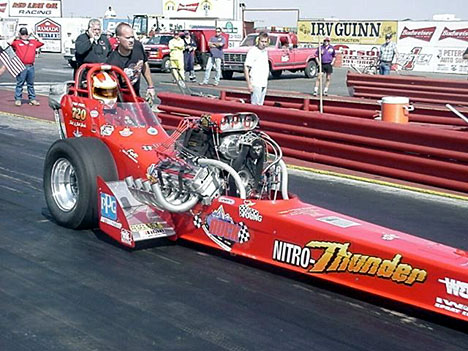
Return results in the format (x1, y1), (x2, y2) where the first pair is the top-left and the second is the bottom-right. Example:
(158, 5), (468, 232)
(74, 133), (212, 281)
(224, 53), (246, 63)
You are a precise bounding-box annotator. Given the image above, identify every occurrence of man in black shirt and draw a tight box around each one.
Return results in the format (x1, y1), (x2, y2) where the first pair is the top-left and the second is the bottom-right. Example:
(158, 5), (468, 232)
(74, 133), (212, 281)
(107, 23), (155, 100)
(75, 18), (111, 76)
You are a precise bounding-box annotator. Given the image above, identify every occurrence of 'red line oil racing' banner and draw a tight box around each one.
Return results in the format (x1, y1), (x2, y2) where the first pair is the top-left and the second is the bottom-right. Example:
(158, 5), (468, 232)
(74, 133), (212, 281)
(9, 0), (62, 17)
(298, 20), (398, 45)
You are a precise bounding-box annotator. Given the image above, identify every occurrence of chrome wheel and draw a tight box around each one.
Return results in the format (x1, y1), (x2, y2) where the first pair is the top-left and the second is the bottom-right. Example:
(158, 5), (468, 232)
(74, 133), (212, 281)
(51, 158), (78, 212)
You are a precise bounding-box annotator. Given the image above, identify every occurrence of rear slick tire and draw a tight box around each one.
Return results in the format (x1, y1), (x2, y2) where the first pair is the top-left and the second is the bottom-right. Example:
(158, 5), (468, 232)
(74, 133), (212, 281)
(43, 137), (118, 229)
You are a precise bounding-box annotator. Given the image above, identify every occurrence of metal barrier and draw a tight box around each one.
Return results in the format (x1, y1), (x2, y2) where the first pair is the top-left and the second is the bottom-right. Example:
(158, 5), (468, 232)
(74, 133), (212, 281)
(157, 91), (468, 193)
(346, 71), (468, 106)
(221, 90), (468, 128)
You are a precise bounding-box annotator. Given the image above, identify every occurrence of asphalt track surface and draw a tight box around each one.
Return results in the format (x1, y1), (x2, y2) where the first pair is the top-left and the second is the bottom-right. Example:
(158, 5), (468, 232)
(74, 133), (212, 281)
(0, 54), (467, 350)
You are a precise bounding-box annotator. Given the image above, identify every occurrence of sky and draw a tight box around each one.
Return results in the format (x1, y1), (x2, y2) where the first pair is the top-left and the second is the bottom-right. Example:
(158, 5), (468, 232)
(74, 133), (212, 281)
(64, 0), (468, 26)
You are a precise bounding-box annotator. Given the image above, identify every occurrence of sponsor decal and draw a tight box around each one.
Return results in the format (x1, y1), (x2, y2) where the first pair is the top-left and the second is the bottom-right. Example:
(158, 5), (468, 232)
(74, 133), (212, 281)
(238, 200), (262, 222)
(142, 145), (154, 151)
(100, 216), (122, 229)
(439, 27), (468, 42)
(69, 120), (86, 128)
(438, 277), (468, 299)
(130, 223), (164, 232)
(119, 127), (133, 137)
(90, 110), (99, 118)
(218, 196), (235, 205)
(71, 106), (87, 121)
(278, 206), (325, 217)
(122, 148), (139, 163)
(382, 233), (400, 241)
(316, 216), (360, 228)
(193, 206), (250, 251)
(101, 193), (117, 220)
(434, 297), (468, 317)
(399, 26), (436, 42)
(121, 228), (132, 245)
(147, 127), (158, 135)
(272, 240), (427, 286)
(73, 129), (82, 138)
(100, 124), (115, 136)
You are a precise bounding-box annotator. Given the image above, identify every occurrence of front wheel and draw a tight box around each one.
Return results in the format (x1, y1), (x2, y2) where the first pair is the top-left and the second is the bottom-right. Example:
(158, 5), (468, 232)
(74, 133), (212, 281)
(43, 138), (118, 229)
(305, 60), (318, 78)
(161, 56), (171, 73)
(271, 69), (283, 78)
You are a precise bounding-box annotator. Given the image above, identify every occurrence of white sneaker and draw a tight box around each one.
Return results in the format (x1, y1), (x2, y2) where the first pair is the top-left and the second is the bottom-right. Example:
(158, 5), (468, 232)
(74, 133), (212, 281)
(323, 89), (328, 96)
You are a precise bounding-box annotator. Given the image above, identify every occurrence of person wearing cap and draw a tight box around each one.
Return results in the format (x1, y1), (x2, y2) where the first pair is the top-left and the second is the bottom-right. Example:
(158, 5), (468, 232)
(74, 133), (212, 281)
(9, 27), (44, 106)
(182, 30), (197, 81)
(313, 36), (335, 96)
(379, 33), (398, 75)
(168, 31), (186, 81)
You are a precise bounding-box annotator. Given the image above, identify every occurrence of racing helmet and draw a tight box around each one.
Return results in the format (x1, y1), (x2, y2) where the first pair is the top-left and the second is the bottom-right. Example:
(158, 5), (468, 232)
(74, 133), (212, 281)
(92, 71), (118, 106)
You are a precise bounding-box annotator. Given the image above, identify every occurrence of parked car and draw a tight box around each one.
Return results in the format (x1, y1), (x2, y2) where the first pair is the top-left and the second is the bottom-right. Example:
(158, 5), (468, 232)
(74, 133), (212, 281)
(222, 32), (318, 79)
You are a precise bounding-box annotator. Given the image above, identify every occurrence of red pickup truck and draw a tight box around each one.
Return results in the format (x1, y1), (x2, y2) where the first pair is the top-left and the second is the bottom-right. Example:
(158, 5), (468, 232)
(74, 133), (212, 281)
(222, 32), (318, 79)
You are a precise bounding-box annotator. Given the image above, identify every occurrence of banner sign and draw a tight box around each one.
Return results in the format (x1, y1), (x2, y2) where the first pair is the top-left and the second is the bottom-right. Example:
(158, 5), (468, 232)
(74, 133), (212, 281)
(298, 20), (398, 45)
(162, 0), (234, 19)
(35, 17), (61, 52)
(9, 0), (62, 17)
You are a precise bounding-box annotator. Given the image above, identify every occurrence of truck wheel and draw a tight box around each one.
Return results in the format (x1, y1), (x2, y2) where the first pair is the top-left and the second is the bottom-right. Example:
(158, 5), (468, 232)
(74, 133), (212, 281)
(271, 70), (283, 78)
(161, 57), (171, 73)
(43, 138), (118, 229)
(305, 60), (318, 78)
(222, 70), (234, 79)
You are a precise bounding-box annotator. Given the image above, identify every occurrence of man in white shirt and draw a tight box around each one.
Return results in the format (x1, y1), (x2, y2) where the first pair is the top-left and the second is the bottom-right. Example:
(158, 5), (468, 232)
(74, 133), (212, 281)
(244, 32), (269, 105)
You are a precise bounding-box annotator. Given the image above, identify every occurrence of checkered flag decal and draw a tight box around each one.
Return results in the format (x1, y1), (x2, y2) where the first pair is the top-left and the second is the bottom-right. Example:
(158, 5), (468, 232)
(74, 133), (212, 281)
(238, 222), (250, 243)
(193, 214), (202, 229)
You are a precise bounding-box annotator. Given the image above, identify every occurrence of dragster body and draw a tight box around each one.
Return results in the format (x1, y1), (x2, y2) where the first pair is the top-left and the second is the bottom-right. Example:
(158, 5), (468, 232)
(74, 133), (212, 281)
(44, 64), (468, 322)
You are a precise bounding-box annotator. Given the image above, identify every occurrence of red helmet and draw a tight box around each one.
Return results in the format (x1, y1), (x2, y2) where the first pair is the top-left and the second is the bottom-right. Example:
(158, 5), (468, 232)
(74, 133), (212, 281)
(92, 71), (118, 106)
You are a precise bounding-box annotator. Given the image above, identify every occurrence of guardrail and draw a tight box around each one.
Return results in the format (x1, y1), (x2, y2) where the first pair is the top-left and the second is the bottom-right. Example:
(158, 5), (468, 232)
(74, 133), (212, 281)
(157, 91), (468, 193)
(346, 71), (468, 106)
(220, 90), (468, 128)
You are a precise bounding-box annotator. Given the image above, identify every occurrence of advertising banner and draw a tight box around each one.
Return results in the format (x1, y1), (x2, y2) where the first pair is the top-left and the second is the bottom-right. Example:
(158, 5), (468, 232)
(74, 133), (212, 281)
(397, 21), (468, 74)
(9, 0), (62, 17)
(35, 17), (61, 52)
(162, 0), (234, 19)
(298, 20), (398, 45)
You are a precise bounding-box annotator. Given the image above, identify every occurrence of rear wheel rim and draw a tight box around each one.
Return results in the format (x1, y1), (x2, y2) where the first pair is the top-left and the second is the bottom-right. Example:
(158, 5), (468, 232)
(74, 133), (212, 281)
(51, 158), (78, 212)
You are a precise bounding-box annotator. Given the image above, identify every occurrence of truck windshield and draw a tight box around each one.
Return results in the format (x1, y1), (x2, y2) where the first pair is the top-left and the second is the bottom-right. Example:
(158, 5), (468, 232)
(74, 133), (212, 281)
(240, 34), (277, 47)
(147, 35), (173, 45)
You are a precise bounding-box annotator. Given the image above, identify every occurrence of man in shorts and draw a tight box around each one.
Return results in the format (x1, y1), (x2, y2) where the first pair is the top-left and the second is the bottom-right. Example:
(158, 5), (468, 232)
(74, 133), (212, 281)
(313, 37), (335, 96)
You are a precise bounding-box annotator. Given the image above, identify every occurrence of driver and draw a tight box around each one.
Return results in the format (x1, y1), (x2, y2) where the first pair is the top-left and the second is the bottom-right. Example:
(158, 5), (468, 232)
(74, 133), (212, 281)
(92, 71), (118, 108)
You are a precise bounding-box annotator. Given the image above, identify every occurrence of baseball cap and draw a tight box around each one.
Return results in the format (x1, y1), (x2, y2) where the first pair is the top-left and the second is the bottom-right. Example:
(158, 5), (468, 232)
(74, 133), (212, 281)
(19, 27), (28, 35)
(324, 36), (331, 41)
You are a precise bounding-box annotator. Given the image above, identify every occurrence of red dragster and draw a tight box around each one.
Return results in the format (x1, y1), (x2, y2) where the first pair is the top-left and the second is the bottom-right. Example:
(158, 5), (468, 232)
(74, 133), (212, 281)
(44, 63), (468, 323)
(222, 32), (318, 79)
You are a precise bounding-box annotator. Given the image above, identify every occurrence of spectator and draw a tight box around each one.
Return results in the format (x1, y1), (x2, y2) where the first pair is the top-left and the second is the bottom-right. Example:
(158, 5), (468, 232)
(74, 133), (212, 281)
(182, 30), (197, 81)
(9, 27), (44, 106)
(379, 33), (398, 75)
(63, 32), (74, 54)
(244, 32), (269, 105)
(106, 30), (118, 50)
(107, 22), (155, 101)
(168, 31), (185, 81)
(313, 36), (335, 96)
(200, 27), (225, 86)
(75, 18), (111, 76)
(104, 6), (117, 18)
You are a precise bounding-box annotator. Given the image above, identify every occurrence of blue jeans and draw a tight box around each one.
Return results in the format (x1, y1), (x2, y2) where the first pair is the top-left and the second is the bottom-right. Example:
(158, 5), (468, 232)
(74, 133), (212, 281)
(203, 57), (221, 84)
(379, 62), (391, 75)
(15, 65), (36, 101)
